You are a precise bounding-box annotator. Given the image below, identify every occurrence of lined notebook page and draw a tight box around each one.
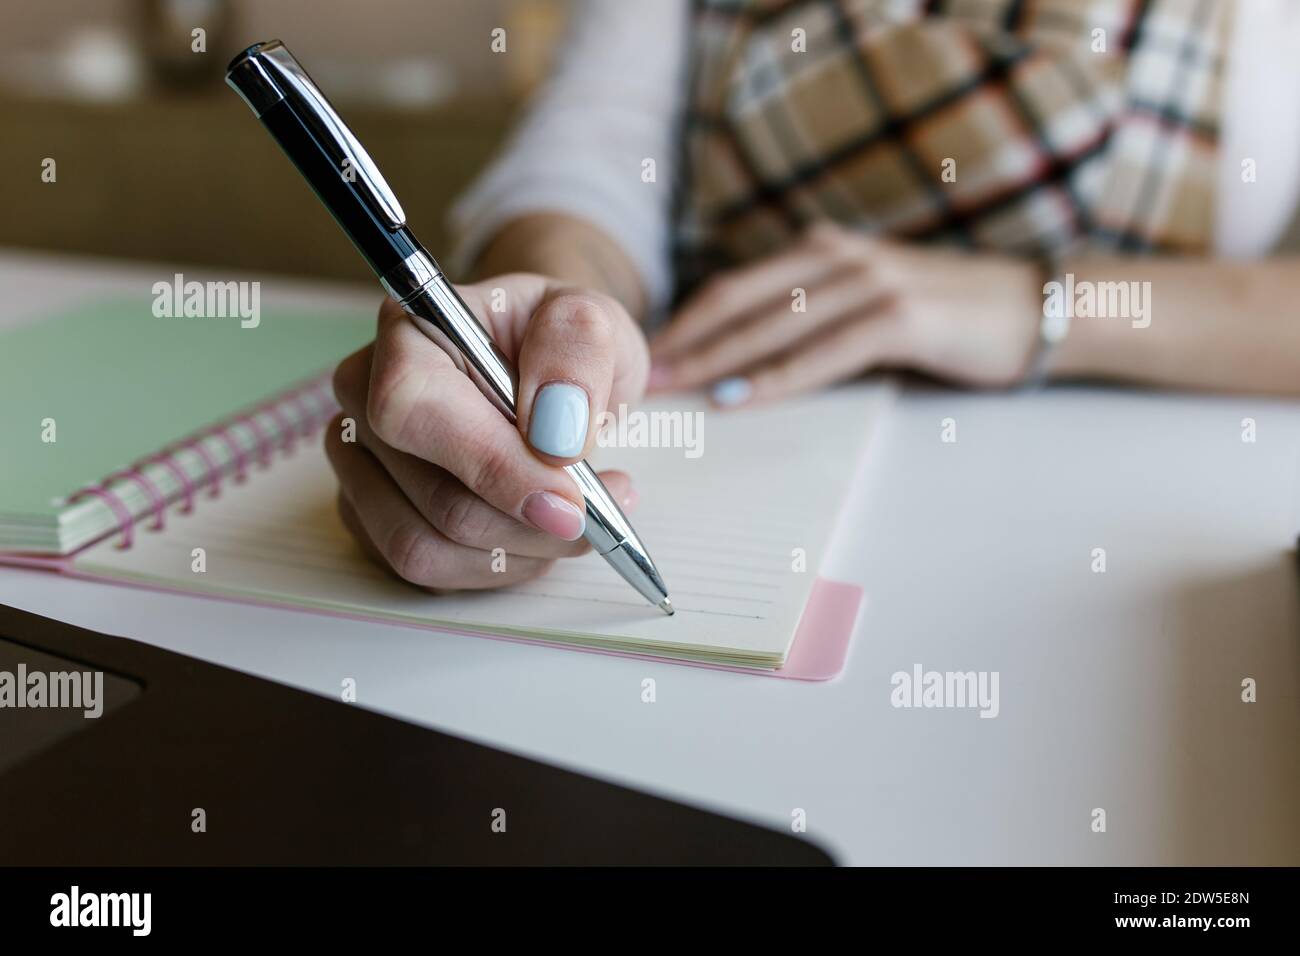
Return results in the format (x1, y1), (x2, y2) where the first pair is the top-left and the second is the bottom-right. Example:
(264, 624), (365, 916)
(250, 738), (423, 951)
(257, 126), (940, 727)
(74, 383), (892, 668)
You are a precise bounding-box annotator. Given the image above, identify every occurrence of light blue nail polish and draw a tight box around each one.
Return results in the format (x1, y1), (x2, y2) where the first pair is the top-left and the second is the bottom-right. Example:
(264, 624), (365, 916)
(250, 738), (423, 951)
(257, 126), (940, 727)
(711, 377), (753, 407)
(529, 382), (589, 458)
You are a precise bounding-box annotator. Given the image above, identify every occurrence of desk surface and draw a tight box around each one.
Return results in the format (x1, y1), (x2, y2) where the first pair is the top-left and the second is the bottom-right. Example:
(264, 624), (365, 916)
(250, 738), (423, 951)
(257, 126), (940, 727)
(3, 250), (1298, 865)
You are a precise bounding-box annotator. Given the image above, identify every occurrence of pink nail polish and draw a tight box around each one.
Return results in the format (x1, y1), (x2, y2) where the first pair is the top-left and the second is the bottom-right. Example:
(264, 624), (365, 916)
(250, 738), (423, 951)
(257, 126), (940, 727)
(522, 491), (586, 541)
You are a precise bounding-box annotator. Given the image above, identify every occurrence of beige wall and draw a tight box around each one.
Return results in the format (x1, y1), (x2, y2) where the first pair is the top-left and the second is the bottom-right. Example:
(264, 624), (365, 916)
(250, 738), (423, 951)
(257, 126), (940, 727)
(0, 0), (567, 274)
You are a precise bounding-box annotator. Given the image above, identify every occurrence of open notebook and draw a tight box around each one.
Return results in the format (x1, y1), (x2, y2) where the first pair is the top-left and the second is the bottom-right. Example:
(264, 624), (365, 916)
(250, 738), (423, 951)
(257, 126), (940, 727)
(2, 296), (890, 673)
(66, 383), (891, 670)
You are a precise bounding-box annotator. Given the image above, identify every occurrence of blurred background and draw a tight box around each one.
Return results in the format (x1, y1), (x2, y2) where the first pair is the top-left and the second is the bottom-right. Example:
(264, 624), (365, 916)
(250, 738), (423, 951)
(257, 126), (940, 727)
(0, 0), (568, 282)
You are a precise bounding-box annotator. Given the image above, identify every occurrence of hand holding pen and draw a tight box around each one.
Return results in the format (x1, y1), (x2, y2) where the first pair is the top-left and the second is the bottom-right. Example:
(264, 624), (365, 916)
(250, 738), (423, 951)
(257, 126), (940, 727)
(228, 41), (672, 612)
(327, 277), (653, 595)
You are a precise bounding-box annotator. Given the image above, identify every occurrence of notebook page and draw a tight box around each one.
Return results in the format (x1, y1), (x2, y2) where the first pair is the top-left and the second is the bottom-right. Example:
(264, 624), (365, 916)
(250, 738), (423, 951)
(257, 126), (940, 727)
(73, 383), (892, 667)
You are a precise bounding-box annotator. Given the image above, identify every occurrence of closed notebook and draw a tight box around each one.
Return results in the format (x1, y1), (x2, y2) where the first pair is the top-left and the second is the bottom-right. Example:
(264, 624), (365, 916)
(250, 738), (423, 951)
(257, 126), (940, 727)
(1, 297), (891, 671)
(0, 298), (373, 554)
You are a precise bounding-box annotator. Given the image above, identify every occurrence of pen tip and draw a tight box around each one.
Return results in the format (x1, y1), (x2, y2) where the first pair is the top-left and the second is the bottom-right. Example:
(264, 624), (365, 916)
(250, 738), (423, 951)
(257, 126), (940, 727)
(658, 597), (675, 616)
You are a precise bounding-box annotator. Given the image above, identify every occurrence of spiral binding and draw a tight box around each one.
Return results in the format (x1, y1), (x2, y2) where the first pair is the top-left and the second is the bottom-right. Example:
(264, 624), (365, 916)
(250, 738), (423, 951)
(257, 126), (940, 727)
(66, 375), (338, 551)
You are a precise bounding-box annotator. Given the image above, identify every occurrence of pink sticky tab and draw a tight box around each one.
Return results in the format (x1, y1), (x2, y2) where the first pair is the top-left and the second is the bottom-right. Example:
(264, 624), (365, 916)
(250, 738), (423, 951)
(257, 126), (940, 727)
(768, 577), (863, 681)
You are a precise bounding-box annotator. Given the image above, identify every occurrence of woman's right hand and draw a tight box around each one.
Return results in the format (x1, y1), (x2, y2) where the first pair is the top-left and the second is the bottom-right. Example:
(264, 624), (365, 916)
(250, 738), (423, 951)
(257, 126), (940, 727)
(326, 274), (648, 591)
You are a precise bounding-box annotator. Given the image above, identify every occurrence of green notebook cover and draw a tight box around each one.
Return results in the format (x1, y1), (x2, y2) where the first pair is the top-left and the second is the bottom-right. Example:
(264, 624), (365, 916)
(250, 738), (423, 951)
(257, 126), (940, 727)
(0, 296), (374, 542)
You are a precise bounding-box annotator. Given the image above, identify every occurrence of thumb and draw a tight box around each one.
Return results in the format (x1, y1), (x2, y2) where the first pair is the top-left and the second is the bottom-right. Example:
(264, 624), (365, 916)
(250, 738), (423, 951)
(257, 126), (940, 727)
(515, 288), (648, 465)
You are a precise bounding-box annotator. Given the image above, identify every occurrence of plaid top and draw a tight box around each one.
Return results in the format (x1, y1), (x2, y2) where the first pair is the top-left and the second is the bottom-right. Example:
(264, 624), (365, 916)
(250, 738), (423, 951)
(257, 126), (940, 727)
(672, 0), (1233, 296)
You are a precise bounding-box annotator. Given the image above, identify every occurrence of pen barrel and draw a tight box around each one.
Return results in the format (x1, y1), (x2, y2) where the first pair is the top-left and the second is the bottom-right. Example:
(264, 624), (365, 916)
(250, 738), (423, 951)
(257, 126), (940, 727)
(227, 42), (416, 276)
(389, 262), (520, 423)
(252, 99), (419, 277)
(384, 254), (635, 555)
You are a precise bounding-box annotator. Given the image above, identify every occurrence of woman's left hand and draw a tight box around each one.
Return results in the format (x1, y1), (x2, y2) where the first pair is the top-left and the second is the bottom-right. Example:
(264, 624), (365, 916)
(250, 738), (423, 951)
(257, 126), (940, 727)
(648, 222), (1044, 405)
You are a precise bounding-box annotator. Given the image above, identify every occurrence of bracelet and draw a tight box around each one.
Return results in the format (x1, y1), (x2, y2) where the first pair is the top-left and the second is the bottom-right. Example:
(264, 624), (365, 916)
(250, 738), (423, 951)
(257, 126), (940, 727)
(1019, 255), (1070, 389)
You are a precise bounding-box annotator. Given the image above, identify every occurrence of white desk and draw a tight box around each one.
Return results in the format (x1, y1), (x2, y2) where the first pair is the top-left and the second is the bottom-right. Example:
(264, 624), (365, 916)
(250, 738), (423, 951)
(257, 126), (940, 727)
(4, 250), (1299, 865)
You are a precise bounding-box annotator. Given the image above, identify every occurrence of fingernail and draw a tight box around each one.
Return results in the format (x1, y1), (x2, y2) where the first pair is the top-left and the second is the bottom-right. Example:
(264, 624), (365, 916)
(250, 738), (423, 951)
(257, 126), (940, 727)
(621, 487), (639, 511)
(647, 362), (672, 389)
(528, 382), (589, 458)
(711, 377), (753, 407)
(522, 491), (586, 540)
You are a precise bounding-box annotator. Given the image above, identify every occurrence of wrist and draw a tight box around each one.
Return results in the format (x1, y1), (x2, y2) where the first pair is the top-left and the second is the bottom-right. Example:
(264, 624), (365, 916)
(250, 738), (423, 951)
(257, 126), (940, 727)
(472, 213), (647, 318)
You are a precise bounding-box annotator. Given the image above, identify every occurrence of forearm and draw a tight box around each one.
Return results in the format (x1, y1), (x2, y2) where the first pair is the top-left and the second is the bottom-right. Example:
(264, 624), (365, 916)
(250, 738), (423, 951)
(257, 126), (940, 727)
(469, 212), (649, 320)
(1049, 258), (1300, 394)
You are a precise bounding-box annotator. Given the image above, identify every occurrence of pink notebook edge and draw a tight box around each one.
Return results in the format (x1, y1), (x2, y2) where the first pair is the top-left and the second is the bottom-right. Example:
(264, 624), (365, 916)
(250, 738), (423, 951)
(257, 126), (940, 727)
(0, 553), (863, 681)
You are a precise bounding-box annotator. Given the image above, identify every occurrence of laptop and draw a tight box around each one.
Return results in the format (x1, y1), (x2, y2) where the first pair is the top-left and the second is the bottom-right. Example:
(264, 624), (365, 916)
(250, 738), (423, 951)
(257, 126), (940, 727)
(0, 603), (832, 865)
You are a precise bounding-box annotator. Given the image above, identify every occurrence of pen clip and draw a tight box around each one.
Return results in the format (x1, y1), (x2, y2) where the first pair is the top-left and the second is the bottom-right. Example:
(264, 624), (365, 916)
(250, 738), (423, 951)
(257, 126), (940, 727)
(227, 40), (406, 229)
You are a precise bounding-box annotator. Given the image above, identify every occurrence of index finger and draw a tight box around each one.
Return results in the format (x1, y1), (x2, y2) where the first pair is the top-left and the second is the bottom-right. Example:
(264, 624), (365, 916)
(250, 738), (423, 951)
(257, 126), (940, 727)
(368, 297), (588, 541)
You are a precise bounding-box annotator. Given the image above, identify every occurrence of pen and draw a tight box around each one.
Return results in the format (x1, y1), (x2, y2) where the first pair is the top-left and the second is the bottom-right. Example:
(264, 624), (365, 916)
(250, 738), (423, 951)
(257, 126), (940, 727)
(226, 40), (673, 615)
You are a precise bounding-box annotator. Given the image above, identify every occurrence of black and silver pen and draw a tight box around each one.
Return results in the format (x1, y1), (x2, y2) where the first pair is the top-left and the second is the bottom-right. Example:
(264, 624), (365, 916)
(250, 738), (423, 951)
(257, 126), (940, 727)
(226, 40), (673, 615)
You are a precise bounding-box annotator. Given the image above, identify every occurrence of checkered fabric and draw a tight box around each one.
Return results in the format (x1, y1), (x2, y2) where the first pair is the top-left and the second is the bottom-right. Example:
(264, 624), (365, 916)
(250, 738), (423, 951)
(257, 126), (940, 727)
(672, 0), (1233, 296)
